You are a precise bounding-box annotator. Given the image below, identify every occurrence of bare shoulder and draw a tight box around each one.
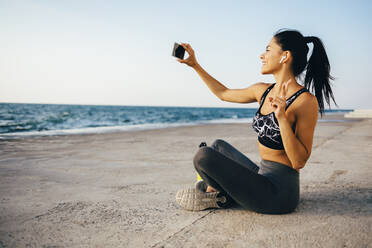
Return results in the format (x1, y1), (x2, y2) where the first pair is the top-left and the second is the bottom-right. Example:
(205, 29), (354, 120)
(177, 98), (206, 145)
(253, 82), (273, 90)
(301, 92), (318, 109)
(253, 82), (274, 103)
(254, 82), (272, 90)
(295, 91), (319, 120)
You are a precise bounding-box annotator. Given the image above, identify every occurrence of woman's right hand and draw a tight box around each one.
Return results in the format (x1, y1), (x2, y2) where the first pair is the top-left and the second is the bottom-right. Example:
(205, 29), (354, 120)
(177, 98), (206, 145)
(177, 43), (198, 68)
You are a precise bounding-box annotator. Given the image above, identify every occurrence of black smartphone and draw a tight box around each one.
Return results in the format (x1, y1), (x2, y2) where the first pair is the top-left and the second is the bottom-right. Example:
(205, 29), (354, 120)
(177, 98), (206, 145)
(172, 42), (185, 60)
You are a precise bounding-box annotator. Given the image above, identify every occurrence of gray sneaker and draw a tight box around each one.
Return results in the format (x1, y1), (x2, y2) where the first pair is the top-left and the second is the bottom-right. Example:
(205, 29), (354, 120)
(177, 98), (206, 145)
(175, 181), (227, 211)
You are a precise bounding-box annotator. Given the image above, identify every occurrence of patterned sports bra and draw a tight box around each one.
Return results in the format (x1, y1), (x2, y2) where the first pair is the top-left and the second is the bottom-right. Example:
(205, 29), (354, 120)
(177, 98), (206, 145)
(252, 83), (308, 150)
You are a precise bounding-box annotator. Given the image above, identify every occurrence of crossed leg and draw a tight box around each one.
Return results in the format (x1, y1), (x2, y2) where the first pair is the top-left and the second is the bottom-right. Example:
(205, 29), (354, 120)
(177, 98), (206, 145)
(193, 140), (275, 211)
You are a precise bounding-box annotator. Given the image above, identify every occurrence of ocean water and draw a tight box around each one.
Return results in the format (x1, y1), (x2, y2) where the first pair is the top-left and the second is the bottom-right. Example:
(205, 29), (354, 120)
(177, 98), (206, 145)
(0, 103), (351, 139)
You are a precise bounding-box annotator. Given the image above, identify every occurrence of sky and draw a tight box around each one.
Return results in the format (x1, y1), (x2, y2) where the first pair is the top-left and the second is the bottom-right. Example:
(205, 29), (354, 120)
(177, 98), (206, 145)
(0, 0), (371, 109)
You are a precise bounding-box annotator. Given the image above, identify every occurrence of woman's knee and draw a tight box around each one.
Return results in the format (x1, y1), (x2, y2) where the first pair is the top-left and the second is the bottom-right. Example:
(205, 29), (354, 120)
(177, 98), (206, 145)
(211, 139), (227, 148)
(193, 146), (216, 170)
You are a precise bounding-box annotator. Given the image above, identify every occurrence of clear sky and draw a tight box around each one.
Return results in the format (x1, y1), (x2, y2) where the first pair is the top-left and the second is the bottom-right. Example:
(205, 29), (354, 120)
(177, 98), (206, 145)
(1, 0), (371, 109)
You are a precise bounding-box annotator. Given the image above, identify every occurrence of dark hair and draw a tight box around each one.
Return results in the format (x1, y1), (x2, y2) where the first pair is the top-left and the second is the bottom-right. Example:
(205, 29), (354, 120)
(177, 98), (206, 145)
(273, 28), (337, 115)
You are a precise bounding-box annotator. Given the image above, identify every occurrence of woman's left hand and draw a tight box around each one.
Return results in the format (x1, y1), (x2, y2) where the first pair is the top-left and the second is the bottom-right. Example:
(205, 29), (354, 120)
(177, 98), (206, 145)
(269, 80), (290, 120)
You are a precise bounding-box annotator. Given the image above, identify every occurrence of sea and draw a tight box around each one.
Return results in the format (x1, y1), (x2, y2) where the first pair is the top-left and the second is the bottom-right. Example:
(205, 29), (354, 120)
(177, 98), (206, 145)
(0, 103), (352, 139)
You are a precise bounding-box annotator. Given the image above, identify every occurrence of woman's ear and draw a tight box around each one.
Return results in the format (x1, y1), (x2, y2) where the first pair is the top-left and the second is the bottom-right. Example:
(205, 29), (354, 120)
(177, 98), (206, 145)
(280, 51), (291, 64)
(285, 51), (292, 61)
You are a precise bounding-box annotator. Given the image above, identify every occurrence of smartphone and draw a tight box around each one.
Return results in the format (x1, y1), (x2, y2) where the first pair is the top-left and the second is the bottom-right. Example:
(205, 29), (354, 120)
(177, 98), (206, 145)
(172, 42), (185, 60)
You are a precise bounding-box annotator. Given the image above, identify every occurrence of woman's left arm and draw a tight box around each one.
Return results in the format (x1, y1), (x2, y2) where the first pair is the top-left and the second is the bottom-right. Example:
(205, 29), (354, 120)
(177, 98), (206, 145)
(276, 94), (318, 170)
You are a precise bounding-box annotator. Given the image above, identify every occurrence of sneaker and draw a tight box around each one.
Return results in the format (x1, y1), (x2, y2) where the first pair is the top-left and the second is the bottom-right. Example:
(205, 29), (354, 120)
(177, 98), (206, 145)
(175, 182), (227, 211)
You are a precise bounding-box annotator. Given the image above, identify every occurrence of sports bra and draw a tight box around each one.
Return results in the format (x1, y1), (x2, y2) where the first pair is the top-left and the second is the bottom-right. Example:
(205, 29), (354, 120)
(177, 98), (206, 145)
(252, 83), (308, 150)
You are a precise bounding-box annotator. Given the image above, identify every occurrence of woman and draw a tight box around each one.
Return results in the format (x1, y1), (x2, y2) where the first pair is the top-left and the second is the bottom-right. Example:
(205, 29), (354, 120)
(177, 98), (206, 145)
(175, 29), (336, 214)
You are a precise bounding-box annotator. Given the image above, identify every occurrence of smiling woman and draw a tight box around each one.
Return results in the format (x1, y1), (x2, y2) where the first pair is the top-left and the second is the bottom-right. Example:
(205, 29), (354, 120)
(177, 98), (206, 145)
(175, 28), (337, 214)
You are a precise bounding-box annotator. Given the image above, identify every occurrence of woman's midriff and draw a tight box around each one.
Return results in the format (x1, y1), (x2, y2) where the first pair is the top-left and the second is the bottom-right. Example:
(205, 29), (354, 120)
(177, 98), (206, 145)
(258, 141), (300, 173)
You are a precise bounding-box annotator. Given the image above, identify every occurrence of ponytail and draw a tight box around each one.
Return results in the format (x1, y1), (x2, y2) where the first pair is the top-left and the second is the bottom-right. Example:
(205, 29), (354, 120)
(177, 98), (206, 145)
(303, 36), (337, 115)
(274, 29), (337, 116)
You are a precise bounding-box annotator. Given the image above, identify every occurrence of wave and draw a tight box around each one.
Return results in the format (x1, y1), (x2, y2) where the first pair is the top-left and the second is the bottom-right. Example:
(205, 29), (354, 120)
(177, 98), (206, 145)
(0, 117), (254, 139)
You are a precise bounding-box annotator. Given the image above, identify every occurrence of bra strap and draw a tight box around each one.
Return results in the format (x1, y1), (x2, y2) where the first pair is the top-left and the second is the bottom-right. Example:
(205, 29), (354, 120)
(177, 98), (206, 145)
(260, 84), (275, 105)
(285, 88), (308, 110)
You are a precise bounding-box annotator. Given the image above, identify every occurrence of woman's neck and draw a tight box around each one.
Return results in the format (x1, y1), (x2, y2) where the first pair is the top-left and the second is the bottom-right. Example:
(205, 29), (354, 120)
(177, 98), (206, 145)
(273, 71), (299, 96)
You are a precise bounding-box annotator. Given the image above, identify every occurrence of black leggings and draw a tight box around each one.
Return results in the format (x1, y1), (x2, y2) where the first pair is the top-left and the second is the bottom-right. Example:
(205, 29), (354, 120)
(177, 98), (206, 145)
(193, 139), (299, 214)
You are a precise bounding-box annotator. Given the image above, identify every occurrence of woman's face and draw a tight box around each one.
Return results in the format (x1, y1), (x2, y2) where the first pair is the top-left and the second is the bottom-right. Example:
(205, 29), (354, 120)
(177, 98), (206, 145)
(260, 37), (285, 75)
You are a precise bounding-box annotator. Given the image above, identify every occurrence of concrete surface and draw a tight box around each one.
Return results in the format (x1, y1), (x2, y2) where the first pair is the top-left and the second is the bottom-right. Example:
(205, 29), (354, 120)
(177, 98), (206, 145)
(0, 115), (371, 247)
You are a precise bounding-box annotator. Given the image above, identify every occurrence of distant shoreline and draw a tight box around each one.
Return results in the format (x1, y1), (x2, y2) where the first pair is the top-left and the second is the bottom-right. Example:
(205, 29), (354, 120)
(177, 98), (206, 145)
(0, 112), (359, 140)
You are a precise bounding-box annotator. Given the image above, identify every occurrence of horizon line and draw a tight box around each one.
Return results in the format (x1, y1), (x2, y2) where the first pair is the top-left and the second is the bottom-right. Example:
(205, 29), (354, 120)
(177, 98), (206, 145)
(0, 101), (355, 110)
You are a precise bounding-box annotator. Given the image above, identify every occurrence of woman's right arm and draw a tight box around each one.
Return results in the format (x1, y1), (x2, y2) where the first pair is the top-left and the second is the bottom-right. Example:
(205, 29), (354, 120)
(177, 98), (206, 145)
(177, 43), (266, 104)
